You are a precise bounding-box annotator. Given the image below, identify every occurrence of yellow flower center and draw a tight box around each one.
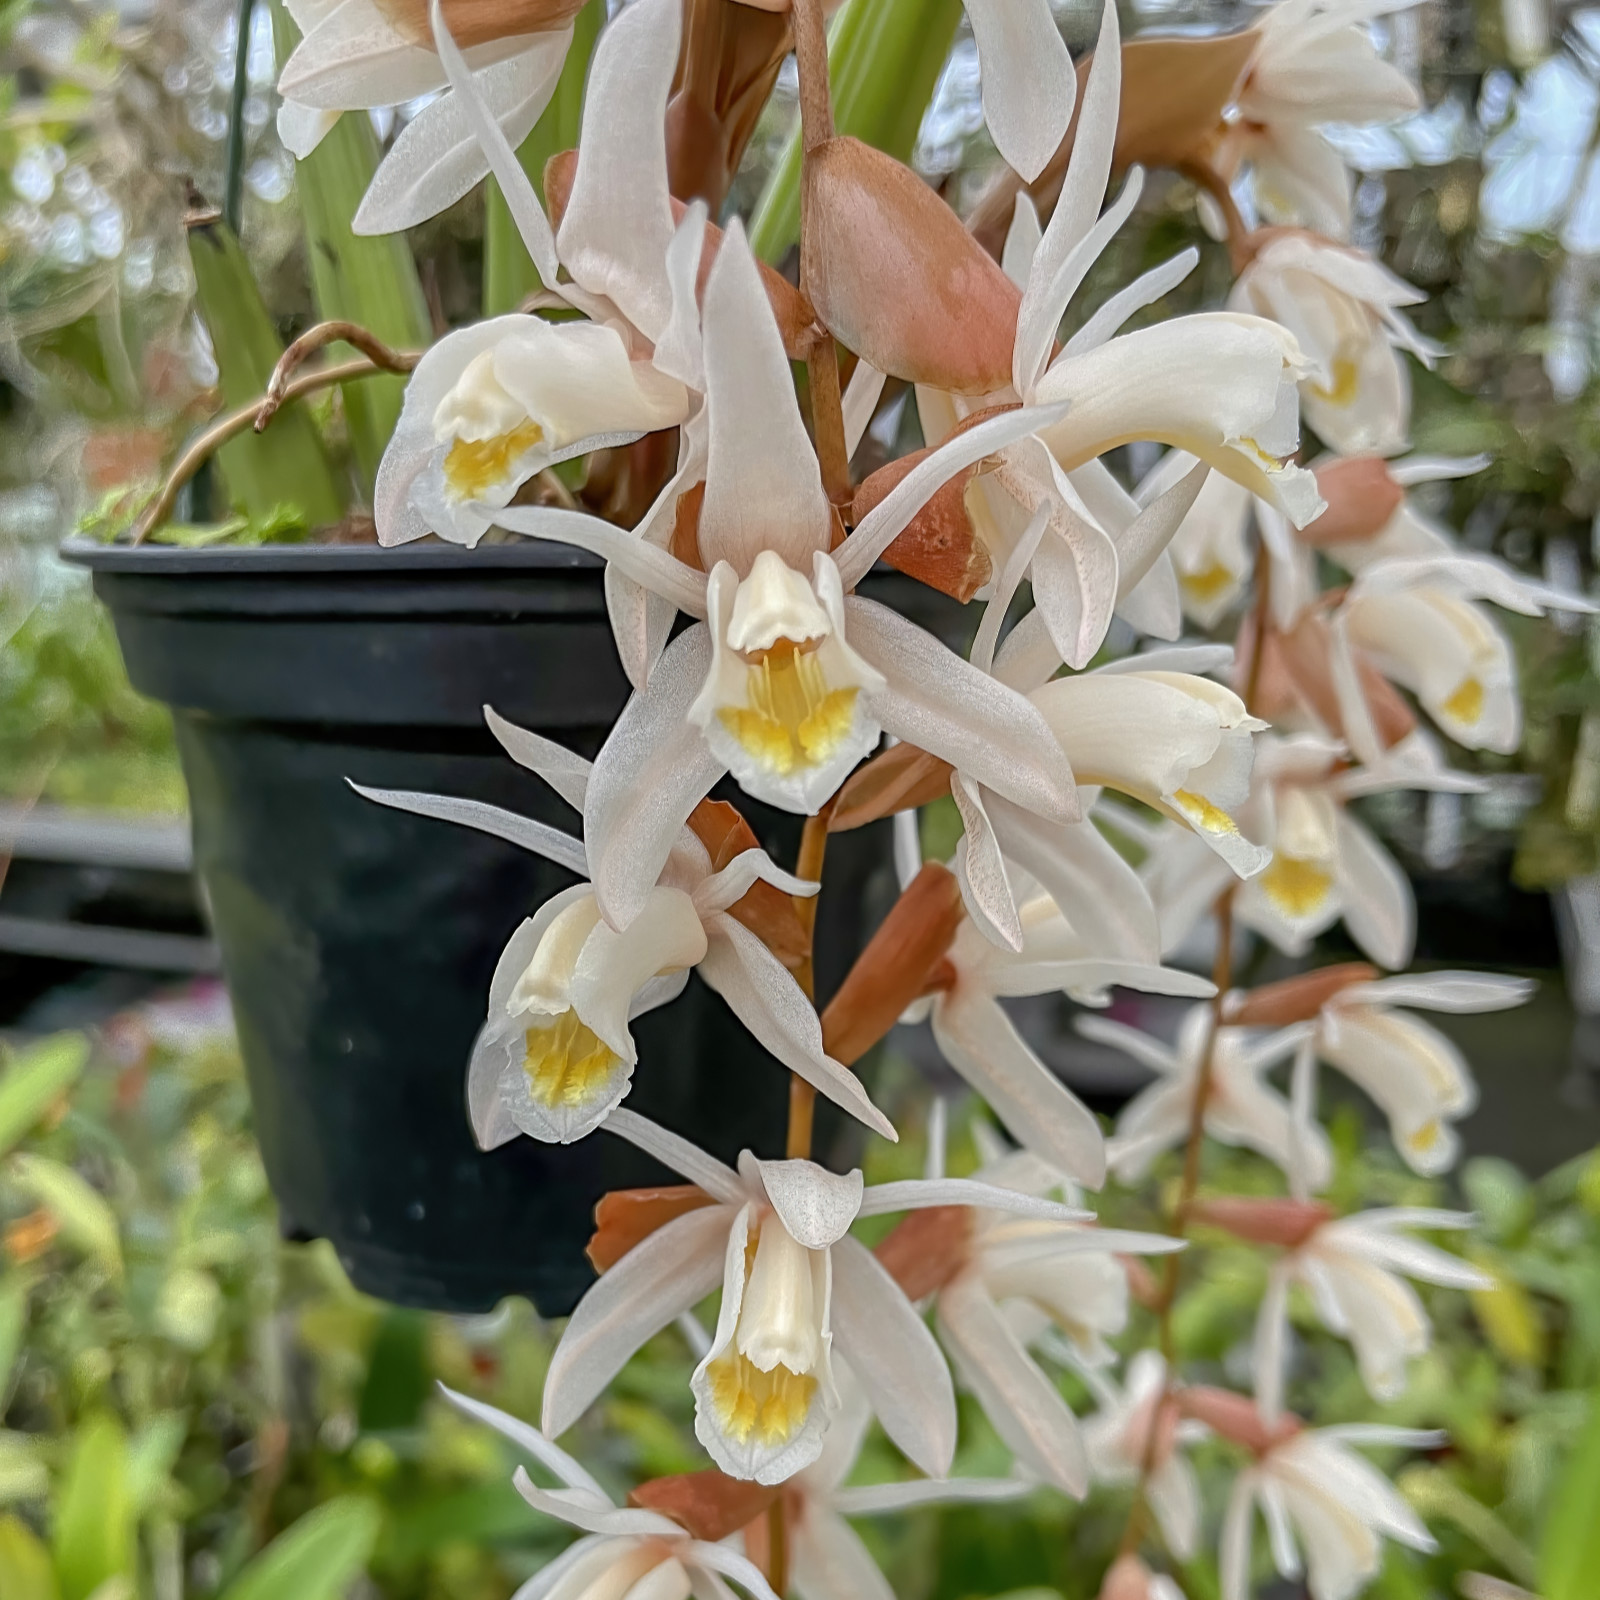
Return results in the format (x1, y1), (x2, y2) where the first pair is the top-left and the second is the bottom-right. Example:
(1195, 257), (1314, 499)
(443, 420), (545, 500)
(1259, 853), (1335, 918)
(1405, 1119), (1442, 1157)
(1180, 562), (1237, 603)
(1441, 675), (1484, 726)
(718, 640), (858, 777)
(1309, 355), (1360, 408)
(522, 1012), (619, 1109)
(705, 1349), (816, 1446)
(1173, 790), (1238, 836)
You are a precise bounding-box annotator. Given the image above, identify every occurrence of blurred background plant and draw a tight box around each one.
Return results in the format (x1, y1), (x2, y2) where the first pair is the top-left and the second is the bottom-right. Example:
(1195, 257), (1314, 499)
(3, 1007), (1600, 1599)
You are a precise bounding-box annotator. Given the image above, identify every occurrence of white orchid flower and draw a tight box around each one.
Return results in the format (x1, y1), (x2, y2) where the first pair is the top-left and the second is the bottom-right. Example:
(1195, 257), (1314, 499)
(873, 1126), (1184, 1493)
(350, 708), (892, 1144)
(1230, 231), (1438, 457)
(276, 0), (580, 234)
(900, 2), (1321, 667)
(1082, 1352), (1205, 1560)
(439, 1384), (785, 1600)
(1251, 1206), (1490, 1421)
(1219, 1424), (1443, 1600)
(1084, 1004), (1333, 1190)
(1140, 731), (1485, 970)
(1136, 452), (1256, 628)
(1333, 551), (1595, 757)
(754, 1364), (1035, 1600)
(477, 224), (1075, 929)
(1305, 971), (1534, 1176)
(1213, 0), (1423, 239)
(541, 1108), (1093, 1484)
(915, 885), (1215, 1185)
(375, 0), (704, 547)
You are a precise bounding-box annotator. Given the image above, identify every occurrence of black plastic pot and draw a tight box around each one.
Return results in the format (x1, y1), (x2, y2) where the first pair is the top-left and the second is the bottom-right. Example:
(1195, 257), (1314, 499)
(65, 539), (943, 1315)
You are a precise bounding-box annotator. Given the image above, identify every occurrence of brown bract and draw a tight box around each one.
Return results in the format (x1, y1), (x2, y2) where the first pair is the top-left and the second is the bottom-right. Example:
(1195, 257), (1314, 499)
(378, 0), (585, 47)
(1302, 456), (1406, 549)
(874, 1204), (974, 1300)
(829, 742), (955, 832)
(587, 1185), (717, 1272)
(543, 150), (822, 358)
(1188, 1195), (1336, 1248)
(850, 409), (1017, 600)
(688, 798), (811, 969)
(819, 863), (967, 1066)
(968, 30), (1256, 257)
(1099, 1555), (1172, 1600)
(801, 137), (1020, 394)
(1176, 1386), (1302, 1455)
(1256, 613), (1416, 751)
(667, 0), (792, 210)
(1224, 961), (1378, 1026)
(630, 1469), (780, 1541)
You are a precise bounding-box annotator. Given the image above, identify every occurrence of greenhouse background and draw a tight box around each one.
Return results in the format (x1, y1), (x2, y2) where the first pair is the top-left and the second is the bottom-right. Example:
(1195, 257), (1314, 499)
(6, 0), (1600, 1595)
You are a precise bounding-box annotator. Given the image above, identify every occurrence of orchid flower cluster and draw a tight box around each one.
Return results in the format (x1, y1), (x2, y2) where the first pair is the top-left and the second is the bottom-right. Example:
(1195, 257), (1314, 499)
(280, 0), (1591, 1594)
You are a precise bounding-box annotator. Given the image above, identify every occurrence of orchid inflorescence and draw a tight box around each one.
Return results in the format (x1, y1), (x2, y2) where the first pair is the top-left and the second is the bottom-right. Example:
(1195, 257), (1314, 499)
(286, 0), (1590, 1593)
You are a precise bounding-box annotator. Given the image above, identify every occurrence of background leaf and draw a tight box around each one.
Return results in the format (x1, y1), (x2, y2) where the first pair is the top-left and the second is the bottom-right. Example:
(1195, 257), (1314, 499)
(216, 1496), (380, 1600)
(53, 1414), (132, 1600)
(0, 1036), (88, 1159)
(1541, 1386), (1600, 1600)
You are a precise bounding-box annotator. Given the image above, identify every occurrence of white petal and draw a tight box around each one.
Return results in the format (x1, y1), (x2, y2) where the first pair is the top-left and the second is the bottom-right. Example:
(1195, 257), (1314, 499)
(485, 707), (592, 810)
(842, 361), (888, 462)
(830, 1235), (958, 1477)
(1063, 249), (1200, 358)
(929, 993), (1106, 1188)
(936, 1273), (1089, 1494)
(353, 37), (569, 234)
(966, 0), (1076, 183)
(602, 1108), (746, 1202)
(346, 782), (589, 876)
(698, 916), (897, 1141)
(1334, 807), (1415, 969)
(557, 0), (679, 340)
(693, 848), (818, 914)
(542, 1203), (732, 1437)
(698, 220), (831, 575)
(512, 1468), (681, 1538)
(846, 597), (1079, 822)
(683, 1541), (784, 1600)
(440, 1385), (609, 1498)
(855, 1174), (1091, 1221)
(584, 626), (727, 929)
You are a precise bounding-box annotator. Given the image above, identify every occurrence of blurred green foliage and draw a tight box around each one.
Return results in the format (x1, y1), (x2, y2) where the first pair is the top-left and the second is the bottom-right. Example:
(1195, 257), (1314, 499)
(0, 1017), (1596, 1599)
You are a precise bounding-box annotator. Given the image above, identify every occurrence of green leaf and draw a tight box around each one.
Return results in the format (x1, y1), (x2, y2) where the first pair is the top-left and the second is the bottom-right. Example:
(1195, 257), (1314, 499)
(271, 0), (431, 491)
(357, 1310), (431, 1433)
(7, 1156), (121, 1282)
(1543, 1386), (1600, 1600)
(0, 1277), (25, 1400)
(53, 1415), (132, 1600)
(216, 1497), (380, 1600)
(0, 1514), (57, 1600)
(0, 1035), (89, 1158)
(747, 0), (962, 263)
(483, 0), (603, 314)
(186, 220), (345, 529)
(125, 1414), (187, 1518)
(0, 1433), (48, 1506)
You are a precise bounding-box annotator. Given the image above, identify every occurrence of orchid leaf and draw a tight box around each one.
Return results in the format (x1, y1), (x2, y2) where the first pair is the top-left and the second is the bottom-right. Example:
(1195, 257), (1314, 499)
(0, 1035), (87, 1159)
(215, 1496), (380, 1600)
(54, 1414), (133, 1600)
(1543, 1385), (1600, 1600)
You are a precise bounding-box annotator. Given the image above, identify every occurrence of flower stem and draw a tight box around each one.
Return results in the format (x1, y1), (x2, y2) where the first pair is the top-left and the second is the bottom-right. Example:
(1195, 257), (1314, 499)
(791, 0), (852, 506)
(1117, 543), (1272, 1561)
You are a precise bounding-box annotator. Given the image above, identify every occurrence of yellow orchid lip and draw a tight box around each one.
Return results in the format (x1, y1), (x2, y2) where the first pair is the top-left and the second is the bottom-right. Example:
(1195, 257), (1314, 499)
(521, 1012), (620, 1110)
(443, 419), (546, 501)
(719, 640), (861, 778)
(705, 1350), (817, 1446)
(1259, 853), (1335, 919)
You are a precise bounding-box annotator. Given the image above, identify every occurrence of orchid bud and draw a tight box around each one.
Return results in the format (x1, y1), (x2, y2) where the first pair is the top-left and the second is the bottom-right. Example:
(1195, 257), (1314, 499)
(801, 137), (1020, 394)
(1269, 612), (1417, 750)
(1177, 1386), (1302, 1454)
(1301, 456), (1406, 548)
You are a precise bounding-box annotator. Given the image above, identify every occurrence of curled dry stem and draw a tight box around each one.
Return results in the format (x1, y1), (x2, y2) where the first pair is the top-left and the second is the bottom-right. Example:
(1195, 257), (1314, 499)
(132, 356), (416, 544)
(258, 320), (421, 427)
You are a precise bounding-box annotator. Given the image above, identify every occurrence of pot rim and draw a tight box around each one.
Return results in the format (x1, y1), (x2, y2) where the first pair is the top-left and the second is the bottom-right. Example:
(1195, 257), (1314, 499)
(59, 534), (602, 577)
